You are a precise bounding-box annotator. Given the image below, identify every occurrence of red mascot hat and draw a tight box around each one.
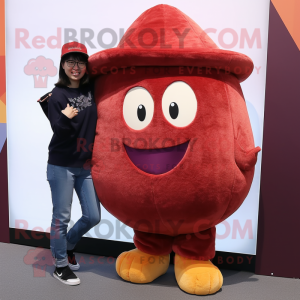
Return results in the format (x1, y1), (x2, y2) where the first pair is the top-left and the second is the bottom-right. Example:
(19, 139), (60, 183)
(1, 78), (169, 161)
(89, 4), (253, 82)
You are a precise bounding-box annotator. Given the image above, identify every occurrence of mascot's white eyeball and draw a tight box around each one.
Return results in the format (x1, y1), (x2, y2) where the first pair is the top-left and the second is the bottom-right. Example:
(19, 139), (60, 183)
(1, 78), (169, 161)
(162, 81), (197, 127)
(123, 87), (154, 130)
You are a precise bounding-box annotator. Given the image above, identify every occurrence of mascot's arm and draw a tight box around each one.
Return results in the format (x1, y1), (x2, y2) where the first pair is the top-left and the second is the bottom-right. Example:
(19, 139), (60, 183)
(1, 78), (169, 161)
(218, 75), (261, 223)
(224, 75), (261, 170)
(234, 141), (260, 171)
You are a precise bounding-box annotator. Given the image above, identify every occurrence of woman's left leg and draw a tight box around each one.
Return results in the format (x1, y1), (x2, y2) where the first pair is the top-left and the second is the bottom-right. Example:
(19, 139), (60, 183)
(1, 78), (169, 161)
(66, 167), (101, 250)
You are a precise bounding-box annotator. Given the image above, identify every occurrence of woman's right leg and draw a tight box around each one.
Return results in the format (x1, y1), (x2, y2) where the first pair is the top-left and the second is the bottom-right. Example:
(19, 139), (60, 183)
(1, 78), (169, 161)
(47, 163), (75, 268)
(66, 167), (101, 251)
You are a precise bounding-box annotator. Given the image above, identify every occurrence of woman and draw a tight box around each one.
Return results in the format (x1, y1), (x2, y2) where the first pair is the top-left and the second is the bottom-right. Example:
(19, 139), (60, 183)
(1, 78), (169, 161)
(39, 42), (100, 286)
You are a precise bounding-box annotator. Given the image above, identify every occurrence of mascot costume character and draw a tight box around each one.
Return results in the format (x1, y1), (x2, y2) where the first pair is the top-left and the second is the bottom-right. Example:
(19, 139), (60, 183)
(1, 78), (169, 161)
(89, 4), (261, 295)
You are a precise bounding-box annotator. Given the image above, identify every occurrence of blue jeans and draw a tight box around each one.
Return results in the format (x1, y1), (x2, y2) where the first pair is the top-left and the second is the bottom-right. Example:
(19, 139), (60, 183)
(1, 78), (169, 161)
(47, 163), (101, 267)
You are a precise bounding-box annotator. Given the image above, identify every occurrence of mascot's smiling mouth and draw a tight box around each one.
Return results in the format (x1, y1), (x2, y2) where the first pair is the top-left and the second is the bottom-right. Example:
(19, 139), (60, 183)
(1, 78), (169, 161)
(124, 141), (189, 175)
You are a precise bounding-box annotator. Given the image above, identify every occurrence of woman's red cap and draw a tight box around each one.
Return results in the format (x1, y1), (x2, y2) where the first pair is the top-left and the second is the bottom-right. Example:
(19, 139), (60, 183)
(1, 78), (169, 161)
(61, 42), (89, 58)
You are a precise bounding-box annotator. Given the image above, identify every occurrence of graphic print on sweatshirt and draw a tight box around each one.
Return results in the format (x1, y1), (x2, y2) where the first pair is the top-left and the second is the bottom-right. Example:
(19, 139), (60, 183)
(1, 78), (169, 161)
(68, 92), (93, 112)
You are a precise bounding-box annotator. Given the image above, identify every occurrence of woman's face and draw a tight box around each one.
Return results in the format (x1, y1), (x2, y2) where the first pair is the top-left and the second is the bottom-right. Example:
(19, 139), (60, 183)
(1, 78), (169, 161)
(62, 56), (87, 83)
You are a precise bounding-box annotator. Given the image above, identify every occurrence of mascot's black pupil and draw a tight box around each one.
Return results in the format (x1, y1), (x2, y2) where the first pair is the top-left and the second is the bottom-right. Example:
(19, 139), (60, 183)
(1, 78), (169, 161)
(169, 102), (179, 119)
(137, 104), (146, 121)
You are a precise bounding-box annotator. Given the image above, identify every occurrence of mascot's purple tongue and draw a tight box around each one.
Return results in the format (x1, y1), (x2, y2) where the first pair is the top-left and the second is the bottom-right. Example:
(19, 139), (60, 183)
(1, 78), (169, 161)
(124, 141), (189, 175)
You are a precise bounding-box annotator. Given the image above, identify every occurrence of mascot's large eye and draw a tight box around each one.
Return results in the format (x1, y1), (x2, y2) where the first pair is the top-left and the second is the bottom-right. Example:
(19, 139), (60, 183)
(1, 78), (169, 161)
(123, 87), (154, 130)
(162, 81), (197, 127)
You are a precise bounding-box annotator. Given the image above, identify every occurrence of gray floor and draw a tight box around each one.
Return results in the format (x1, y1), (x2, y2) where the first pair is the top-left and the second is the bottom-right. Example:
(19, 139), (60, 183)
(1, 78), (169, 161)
(0, 242), (299, 300)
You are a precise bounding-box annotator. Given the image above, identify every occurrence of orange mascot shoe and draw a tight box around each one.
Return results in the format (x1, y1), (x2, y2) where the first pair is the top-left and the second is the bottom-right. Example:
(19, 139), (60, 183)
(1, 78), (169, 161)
(116, 249), (170, 283)
(174, 254), (223, 295)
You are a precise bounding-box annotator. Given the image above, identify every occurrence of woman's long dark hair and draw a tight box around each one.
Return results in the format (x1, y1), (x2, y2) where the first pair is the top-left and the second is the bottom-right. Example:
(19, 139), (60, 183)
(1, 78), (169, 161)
(55, 52), (89, 88)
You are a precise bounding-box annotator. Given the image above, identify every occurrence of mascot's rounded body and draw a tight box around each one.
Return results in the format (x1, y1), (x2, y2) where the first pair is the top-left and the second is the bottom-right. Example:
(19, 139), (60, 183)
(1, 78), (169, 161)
(89, 4), (260, 296)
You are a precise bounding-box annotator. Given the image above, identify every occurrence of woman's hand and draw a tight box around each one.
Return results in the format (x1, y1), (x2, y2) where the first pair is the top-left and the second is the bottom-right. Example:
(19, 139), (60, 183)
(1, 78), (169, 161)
(61, 103), (78, 119)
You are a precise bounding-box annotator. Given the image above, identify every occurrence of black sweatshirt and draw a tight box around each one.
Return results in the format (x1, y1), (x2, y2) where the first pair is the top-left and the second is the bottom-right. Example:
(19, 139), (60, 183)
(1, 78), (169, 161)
(40, 82), (97, 168)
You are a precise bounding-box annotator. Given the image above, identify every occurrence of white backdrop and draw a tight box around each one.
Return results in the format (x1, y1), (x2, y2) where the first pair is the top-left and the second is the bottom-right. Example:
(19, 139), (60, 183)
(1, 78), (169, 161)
(6, 0), (270, 255)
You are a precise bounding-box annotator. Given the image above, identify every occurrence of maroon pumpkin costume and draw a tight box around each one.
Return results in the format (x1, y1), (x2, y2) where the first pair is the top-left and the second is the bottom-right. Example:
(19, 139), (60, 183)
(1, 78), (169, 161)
(89, 4), (260, 261)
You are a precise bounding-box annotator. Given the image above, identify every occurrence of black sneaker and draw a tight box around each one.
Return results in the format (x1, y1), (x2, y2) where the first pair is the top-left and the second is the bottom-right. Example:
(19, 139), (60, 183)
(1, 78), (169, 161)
(67, 250), (80, 271)
(53, 265), (80, 286)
